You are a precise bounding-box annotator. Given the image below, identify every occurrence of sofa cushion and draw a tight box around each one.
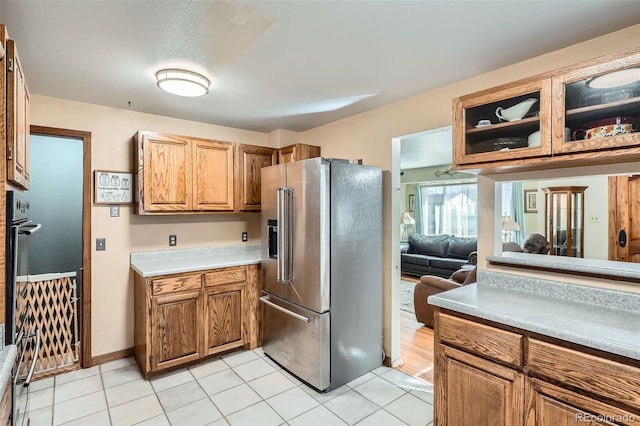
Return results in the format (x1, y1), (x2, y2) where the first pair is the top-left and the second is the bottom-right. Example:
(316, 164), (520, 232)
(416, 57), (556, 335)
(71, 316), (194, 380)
(408, 233), (450, 257)
(429, 257), (467, 271)
(447, 236), (477, 260)
(401, 253), (432, 267)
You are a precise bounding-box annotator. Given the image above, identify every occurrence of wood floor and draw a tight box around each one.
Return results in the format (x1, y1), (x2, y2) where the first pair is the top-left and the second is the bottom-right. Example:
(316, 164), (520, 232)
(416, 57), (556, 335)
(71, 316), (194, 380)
(397, 276), (435, 384)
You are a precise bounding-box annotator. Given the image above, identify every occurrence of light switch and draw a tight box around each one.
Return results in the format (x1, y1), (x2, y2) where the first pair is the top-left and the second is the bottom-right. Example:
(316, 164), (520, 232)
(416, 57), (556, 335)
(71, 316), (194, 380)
(96, 238), (106, 251)
(110, 204), (120, 217)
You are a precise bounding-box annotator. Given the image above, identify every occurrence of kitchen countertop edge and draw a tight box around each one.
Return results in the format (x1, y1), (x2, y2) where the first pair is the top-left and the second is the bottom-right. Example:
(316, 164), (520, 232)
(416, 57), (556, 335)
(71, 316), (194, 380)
(131, 244), (261, 277)
(0, 345), (17, 396)
(428, 270), (640, 361)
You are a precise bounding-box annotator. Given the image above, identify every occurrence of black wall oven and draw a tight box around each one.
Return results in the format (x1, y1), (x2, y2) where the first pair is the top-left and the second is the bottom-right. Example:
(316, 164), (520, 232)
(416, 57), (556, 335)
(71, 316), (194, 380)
(6, 190), (42, 425)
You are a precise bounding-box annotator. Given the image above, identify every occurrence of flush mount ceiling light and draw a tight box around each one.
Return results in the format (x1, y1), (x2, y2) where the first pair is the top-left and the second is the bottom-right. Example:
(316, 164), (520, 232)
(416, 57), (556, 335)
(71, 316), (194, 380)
(585, 68), (640, 89)
(156, 69), (210, 97)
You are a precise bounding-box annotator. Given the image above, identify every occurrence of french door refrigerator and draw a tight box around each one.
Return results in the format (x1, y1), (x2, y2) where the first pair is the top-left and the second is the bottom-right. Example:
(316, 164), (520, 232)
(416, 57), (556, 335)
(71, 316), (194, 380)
(260, 157), (382, 391)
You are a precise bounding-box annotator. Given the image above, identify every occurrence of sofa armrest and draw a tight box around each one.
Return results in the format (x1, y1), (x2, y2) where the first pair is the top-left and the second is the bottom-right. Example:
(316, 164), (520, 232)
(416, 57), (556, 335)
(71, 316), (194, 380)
(419, 275), (463, 291)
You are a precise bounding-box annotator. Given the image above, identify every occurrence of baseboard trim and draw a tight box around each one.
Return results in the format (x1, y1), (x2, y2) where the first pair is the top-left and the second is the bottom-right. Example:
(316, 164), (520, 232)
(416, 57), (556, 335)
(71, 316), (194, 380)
(91, 347), (134, 366)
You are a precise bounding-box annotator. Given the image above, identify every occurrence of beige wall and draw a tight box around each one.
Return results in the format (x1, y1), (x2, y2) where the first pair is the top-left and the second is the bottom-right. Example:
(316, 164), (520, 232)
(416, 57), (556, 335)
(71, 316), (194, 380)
(299, 24), (640, 364)
(31, 96), (276, 356)
(31, 24), (640, 360)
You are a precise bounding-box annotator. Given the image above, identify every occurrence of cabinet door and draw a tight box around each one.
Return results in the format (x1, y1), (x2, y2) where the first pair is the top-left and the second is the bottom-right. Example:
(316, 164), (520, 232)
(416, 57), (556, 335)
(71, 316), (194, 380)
(278, 145), (296, 164)
(235, 144), (276, 211)
(140, 132), (193, 212)
(277, 143), (321, 164)
(193, 138), (234, 211)
(551, 48), (640, 156)
(150, 290), (203, 372)
(204, 282), (245, 355)
(525, 378), (637, 426)
(6, 39), (30, 190)
(436, 345), (524, 426)
(453, 77), (552, 169)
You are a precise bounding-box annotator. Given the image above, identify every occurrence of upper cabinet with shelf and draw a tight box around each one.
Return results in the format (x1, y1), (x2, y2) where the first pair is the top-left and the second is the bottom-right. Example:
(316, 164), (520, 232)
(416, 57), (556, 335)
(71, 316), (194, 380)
(454, 77), (552, 166)
(453, 47), (640, 172)
(551, 49), (640, 155)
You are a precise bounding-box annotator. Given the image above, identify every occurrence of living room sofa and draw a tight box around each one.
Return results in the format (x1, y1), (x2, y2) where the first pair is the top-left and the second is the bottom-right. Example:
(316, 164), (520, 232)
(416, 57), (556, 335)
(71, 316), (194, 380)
(401, 233), (476, 278)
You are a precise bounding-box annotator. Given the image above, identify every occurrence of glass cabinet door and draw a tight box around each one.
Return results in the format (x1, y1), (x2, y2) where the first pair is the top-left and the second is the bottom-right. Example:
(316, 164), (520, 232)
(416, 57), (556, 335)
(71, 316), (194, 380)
(453, 77), (552, 166)
(543, 186), (587, 258)
(551, 49), (640, 155)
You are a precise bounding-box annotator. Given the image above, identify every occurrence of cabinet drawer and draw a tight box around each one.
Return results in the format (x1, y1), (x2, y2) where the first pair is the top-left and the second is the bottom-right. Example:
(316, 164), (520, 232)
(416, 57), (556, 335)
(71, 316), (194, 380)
(204, 266), (247, 287)
(152, 273), (202, 296)
(528, 339), (640, 411)
(438, 313), (523, 367)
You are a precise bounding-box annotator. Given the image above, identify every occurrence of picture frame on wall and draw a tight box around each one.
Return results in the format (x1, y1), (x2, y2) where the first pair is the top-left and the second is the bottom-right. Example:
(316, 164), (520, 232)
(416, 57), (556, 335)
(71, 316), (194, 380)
(408, 194), (415, 212)
(524, 189), (538, 213)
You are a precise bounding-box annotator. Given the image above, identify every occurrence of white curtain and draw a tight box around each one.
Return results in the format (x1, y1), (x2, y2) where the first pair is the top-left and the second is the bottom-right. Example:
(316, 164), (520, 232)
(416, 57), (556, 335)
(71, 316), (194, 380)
(414, 182), (478, 237)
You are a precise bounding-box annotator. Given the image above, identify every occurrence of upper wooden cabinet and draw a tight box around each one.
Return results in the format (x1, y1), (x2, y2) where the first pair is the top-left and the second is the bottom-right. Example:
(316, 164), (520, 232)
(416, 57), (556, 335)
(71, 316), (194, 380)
(277, 143), (320, 164)
(134, 131), (234, 214)
(5, 34), (30, 190)
(453, 77), (552, 167)
(235, 144), (276, 212)
(453, 47), (640, 172)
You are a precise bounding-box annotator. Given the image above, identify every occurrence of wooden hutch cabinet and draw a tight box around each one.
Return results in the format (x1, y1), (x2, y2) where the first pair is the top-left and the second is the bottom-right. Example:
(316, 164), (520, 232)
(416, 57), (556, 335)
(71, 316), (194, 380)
(542, 186), (587, 258)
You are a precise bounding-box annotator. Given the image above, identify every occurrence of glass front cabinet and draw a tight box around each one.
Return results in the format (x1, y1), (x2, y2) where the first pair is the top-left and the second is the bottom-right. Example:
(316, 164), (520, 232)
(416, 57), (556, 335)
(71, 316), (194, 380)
(543, 186), (587, 258)
(551, 49), (640, 155)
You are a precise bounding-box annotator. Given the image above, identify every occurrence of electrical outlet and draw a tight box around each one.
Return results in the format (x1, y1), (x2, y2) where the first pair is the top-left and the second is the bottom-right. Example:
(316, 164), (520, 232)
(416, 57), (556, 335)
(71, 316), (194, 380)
(96, 238), (106, 251)
(242, 232), (248, 242)
(169, 235), (177, 246)
(590, 215), (600, 223)
(110, 204), (120, 217)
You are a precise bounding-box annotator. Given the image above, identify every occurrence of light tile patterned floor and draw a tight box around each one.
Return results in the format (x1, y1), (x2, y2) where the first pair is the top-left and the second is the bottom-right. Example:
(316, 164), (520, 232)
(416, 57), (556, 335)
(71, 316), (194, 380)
(16, 348), (434, 426)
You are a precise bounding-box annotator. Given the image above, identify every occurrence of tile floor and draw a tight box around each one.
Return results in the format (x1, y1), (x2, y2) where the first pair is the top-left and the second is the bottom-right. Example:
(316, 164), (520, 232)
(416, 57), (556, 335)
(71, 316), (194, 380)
(16, 348), (434, 426)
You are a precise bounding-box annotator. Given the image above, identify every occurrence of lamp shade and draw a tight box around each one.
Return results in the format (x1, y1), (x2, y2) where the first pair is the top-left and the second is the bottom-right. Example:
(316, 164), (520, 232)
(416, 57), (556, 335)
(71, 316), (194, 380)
(156, 69), (210, 97)
(401, 212), (415, 225)
(501, 215), (520, 231)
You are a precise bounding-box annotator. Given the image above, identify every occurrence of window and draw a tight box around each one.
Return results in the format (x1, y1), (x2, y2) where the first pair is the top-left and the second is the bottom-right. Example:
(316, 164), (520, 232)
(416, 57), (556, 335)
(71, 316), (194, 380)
(415, 182), (477, 237)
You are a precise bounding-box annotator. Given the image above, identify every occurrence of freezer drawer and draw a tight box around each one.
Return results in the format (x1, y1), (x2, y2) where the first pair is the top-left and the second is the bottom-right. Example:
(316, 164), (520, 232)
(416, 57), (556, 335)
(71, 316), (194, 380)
(260, 294), (330, 391)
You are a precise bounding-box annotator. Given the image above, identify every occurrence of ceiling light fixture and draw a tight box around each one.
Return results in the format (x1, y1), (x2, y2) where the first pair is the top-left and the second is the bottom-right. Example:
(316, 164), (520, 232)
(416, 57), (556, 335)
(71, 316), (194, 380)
(585, 68), (640, 89)
(156, 69), (210, 97)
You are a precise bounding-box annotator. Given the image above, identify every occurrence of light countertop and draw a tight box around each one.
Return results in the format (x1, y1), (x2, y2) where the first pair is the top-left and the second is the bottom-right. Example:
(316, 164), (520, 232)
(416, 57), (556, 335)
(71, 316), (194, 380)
(131, 244), (261, 277)
(0, 345), (17, 395)
(428, 269), (640, 361)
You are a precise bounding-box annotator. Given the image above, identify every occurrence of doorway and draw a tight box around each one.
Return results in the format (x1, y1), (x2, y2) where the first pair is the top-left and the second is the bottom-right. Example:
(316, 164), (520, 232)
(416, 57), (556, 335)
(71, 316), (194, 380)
(392, 126), (454, 384)
(29, 126), (92, 373)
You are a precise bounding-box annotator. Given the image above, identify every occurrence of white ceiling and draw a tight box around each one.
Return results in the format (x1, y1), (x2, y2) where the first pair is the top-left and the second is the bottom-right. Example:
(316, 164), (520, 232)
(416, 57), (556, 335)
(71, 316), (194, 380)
(1, 0), (639, 139)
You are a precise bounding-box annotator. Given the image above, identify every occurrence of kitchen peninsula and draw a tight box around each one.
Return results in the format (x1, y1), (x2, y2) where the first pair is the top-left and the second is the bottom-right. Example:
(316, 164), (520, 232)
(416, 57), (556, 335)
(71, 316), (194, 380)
(428, 269), (640, 425)
(130, 244), (262, 378)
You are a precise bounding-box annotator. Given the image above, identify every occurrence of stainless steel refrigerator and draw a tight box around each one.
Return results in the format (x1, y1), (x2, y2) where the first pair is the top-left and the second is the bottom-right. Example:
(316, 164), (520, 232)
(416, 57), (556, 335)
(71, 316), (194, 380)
(260, 157), (382, 391)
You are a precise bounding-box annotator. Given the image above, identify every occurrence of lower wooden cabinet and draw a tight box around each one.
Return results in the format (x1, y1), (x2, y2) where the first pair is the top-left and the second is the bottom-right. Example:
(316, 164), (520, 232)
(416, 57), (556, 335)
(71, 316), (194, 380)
(150, 289), (203, 372)
(526, 379), (638, 426)
(439, 345), (524, 426)
(134, 264), (261, 378)
(434, 309), (640, 426)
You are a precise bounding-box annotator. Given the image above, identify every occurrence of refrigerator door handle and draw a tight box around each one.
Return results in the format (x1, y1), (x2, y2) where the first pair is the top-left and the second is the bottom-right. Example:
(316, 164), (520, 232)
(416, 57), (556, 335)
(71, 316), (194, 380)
(260, 296), (311, 323)
(277, 187), (293, 283)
